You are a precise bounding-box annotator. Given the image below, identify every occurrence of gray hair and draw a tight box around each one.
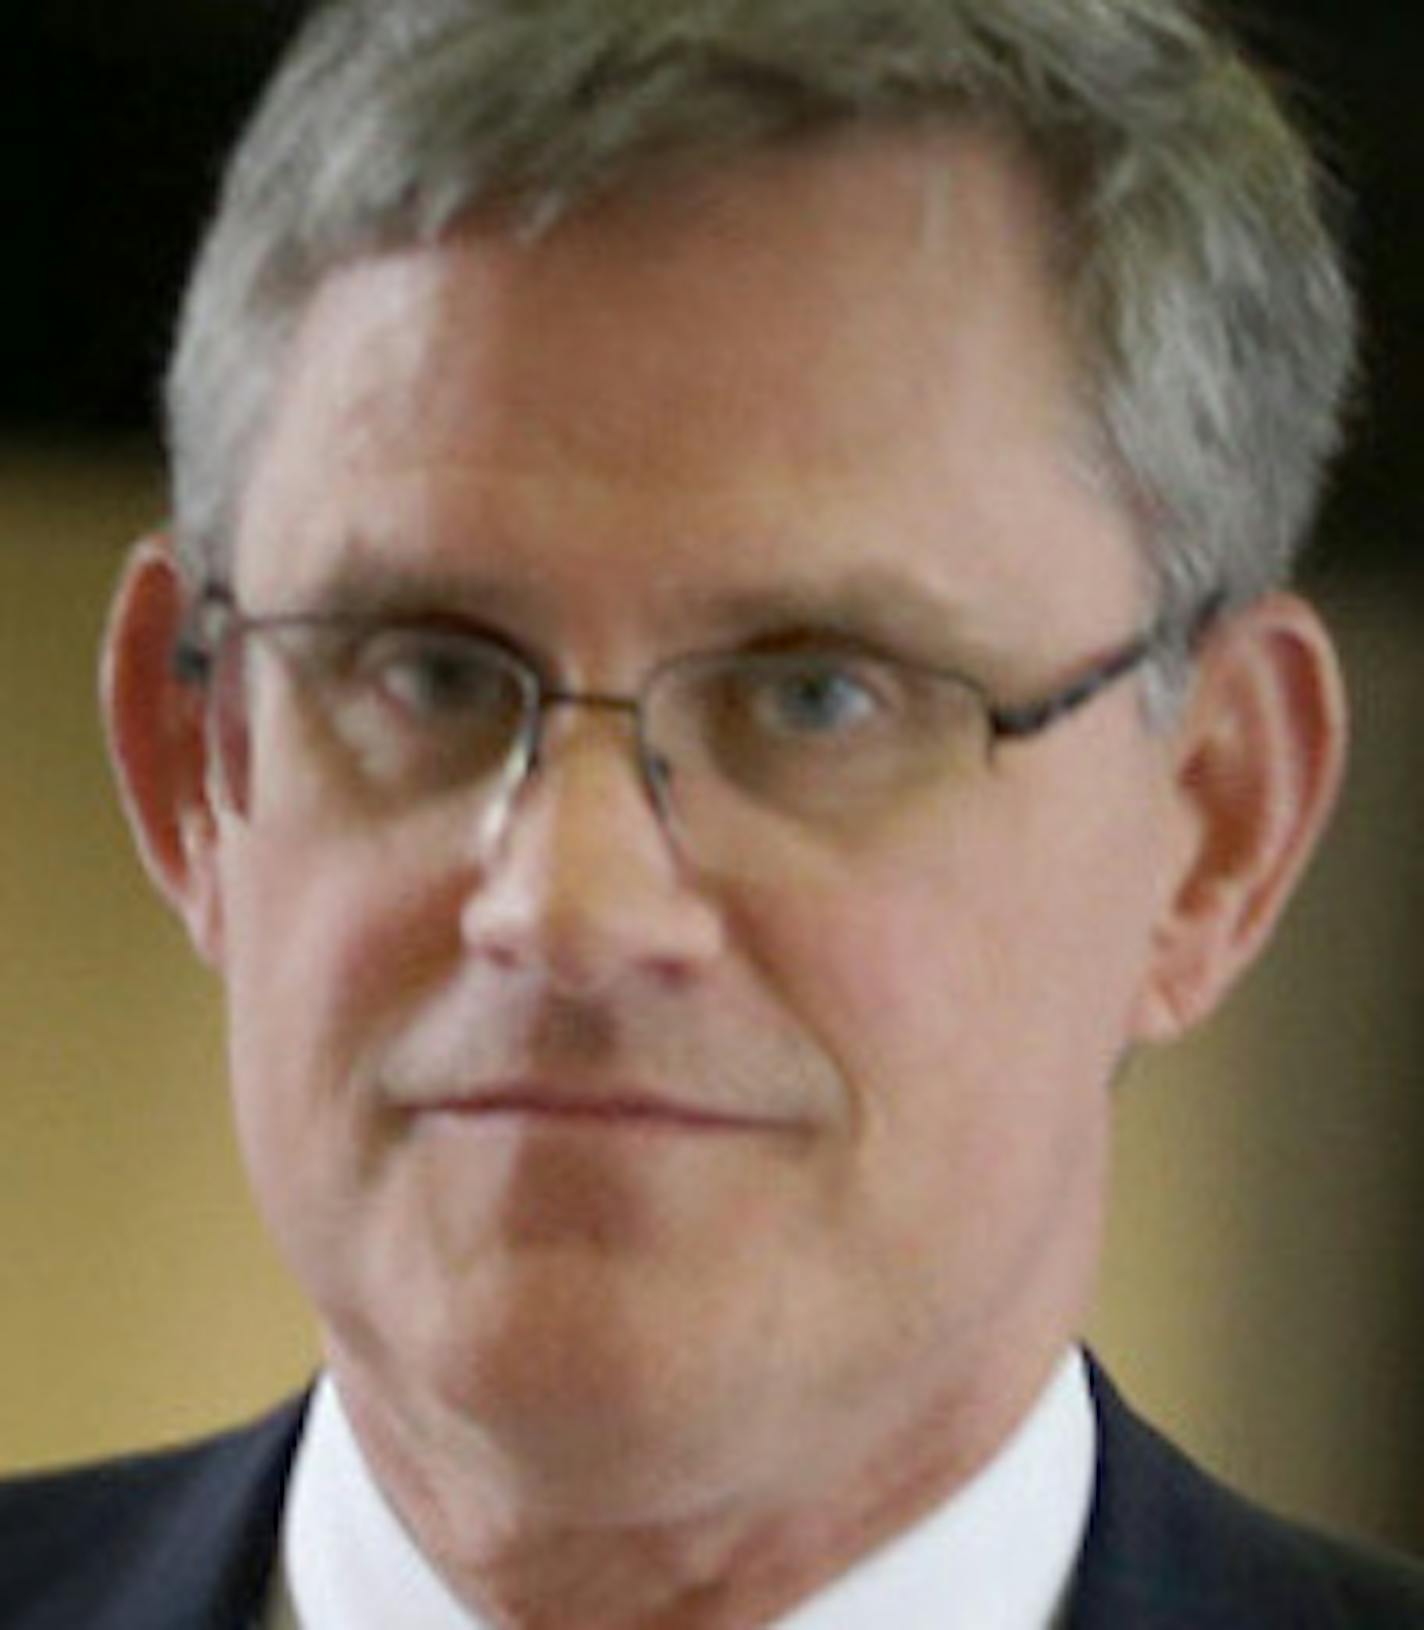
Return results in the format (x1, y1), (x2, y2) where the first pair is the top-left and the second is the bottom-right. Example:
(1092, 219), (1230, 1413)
(167, 0), (1357, 635)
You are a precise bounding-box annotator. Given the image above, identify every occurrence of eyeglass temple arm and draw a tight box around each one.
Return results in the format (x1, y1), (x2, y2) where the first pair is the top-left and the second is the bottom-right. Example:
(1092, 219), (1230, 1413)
(987, 590), (1226, 742)
(170, 583), (239, 686)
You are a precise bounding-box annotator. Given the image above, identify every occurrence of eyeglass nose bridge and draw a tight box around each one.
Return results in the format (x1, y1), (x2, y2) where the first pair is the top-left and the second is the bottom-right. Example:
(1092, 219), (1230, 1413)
(509, 685), (678, 842)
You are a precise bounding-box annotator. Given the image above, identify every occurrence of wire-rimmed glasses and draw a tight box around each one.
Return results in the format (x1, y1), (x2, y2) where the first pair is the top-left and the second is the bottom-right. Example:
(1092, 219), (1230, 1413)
(175, 583), (1215, 869)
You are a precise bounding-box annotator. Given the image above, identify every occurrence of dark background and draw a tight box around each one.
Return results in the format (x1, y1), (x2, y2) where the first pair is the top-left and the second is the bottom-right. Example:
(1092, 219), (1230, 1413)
(6, 1), (1420, 582)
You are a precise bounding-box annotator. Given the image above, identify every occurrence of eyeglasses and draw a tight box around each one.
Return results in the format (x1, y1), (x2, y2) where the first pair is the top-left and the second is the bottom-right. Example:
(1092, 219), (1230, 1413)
(175, 584), (1215, 870)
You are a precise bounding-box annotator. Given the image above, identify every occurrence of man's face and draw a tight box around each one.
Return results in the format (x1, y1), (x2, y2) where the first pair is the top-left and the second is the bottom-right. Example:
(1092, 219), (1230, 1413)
(206, 131), (1178, 1515)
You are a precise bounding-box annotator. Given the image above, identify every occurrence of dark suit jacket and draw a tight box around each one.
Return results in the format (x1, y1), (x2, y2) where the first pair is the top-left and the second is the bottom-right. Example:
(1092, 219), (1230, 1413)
(2, 1366), (1423, 1627)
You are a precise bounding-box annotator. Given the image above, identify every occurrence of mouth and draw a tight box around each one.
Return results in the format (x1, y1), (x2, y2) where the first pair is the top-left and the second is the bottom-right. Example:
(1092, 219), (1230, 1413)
(400, 1081), (806, 1138)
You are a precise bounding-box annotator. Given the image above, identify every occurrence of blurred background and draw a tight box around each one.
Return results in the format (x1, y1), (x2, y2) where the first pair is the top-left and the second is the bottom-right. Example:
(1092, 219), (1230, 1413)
(3, 0), (1422, 1554)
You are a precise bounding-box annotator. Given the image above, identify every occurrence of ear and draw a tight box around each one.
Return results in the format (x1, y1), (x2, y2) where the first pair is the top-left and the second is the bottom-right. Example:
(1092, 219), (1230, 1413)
(1131, 592), (1347, 1042)
(101, 538), (226, 967)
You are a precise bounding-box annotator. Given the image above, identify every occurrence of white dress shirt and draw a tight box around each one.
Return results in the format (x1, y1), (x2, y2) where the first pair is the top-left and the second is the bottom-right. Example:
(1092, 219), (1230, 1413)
(267, 1350), (1095, 1629)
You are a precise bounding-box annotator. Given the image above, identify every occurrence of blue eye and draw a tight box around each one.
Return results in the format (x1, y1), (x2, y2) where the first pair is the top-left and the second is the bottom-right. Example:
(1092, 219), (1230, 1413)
(748, 658), (884, 739)
(359, 630), (518, 723)
(301, 625), (529, 796)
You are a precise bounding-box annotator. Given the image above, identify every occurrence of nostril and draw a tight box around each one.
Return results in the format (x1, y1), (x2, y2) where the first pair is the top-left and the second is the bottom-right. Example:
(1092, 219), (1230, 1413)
(645, 751), (675, 799)
(484, 938), (525, 973)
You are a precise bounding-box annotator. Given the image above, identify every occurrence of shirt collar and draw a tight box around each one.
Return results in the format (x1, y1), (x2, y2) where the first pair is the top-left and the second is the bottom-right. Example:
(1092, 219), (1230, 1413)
(272, 1349), (1094, 1630)
(772, 1349), (1095, 1630)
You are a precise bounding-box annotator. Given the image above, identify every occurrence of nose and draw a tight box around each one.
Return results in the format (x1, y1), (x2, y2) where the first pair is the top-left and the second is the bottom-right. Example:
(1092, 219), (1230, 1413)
(459, 710), (725, 995)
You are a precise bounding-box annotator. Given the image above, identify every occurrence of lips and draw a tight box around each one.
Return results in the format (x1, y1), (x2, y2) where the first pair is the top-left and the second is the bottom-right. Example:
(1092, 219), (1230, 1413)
(398, 1078), (805, 1136)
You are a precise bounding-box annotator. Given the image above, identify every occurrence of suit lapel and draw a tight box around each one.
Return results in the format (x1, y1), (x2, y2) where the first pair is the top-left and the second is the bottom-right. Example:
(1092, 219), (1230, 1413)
(1066, 1361), (1345, 1629)
(99, 1396), (307, 1630)
(1065, 1362), (1223, 1628)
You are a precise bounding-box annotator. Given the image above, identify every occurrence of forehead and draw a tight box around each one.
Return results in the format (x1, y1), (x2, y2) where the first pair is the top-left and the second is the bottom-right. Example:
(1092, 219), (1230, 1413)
(234, 126), (1141, 651)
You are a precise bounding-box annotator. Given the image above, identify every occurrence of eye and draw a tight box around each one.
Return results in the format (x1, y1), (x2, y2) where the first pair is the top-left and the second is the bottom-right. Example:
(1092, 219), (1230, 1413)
(293, 623), (530, 797)
(353, 627), (520, 724)
(738, 651), (893, 741)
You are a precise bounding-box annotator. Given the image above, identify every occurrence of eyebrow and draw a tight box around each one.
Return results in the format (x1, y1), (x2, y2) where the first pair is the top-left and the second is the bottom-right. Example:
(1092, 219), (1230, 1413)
(257, 557), (540, 627)
(255, 554), (992, 668)
(691, 570), (992, 667)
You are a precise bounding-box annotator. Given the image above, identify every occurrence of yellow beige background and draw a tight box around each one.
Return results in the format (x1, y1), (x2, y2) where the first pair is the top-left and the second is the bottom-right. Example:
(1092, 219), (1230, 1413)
(3, 443), (1421, 1551)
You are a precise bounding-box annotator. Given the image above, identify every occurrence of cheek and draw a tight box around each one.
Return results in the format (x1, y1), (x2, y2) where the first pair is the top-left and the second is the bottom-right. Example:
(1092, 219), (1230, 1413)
(730, 829), (1123, 1373)
(222, 817), (459, 1034)
(773, 846), (1138, 1109)
(755, 767), (1162, 1196)
(214, 824), (460, 1226)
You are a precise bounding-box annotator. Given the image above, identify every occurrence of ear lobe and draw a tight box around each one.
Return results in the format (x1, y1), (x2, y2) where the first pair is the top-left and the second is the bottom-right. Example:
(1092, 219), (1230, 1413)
(1131, 592), (1347, 1043)
(101, 539), (226, 967)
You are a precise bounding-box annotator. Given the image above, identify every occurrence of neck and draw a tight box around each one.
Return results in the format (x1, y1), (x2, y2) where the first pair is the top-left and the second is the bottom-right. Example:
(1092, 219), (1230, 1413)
(327, 1340), (1077, 1630)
